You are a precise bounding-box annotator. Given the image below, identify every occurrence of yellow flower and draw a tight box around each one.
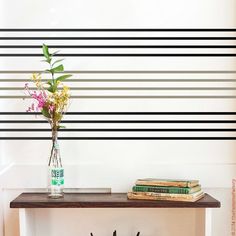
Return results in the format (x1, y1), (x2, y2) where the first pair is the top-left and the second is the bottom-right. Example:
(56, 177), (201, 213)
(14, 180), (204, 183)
(31, 73), (43, 89)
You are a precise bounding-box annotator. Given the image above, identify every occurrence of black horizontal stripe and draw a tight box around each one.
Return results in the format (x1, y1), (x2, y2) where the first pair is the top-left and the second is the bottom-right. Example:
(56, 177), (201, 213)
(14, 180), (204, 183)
(1, 128), (236, 132)
(1, 45), (236, 48)
(0, 28), (236, 32)
(1, 79), (236, 82)
(0, 112), (236, 115)
(3, 87), (236, 90)
(1, 53), (236, 57)
(72, 96), (236, 99)
(2, 95), (236, 99)
(1, 37), (236, 40)
(0, 70), (235, 74)
(0, 137), (236, 140)
(0, 120), (236, 123)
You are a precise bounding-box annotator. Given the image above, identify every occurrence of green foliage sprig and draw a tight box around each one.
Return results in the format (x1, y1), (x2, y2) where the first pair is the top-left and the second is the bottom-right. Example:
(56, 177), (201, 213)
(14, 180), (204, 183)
(42, 44), (72, 93)
(25, 44), (72, 132)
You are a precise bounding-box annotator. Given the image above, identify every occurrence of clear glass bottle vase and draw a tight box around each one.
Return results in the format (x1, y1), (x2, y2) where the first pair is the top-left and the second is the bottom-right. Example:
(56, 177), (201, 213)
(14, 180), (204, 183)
(48, 130), (64, 198)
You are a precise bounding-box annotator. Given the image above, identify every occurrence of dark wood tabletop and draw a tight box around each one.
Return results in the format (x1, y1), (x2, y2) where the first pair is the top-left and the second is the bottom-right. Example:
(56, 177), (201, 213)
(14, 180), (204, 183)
(10, 192), (221, 208)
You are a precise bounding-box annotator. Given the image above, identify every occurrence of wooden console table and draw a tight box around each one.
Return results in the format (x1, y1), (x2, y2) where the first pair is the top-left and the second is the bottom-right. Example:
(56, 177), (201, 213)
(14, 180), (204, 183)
(10, 193), (220, 236)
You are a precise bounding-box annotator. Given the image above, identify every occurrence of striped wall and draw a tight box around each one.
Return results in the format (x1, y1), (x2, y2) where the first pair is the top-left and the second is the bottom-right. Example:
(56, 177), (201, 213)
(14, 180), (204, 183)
(0, 0), (236, 235)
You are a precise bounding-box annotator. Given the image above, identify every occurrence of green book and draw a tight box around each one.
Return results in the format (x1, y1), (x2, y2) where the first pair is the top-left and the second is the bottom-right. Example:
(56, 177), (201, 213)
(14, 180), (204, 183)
(132, 185), (201, 194)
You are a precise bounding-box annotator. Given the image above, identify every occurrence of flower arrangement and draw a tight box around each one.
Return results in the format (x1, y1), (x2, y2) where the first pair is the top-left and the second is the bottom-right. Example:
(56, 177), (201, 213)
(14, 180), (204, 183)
(24, 44), (72, 198)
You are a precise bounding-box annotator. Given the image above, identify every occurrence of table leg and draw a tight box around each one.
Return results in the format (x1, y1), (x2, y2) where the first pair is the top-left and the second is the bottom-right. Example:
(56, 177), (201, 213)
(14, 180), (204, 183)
(19, 209), (35, 236)
(204, 208), (212, 236)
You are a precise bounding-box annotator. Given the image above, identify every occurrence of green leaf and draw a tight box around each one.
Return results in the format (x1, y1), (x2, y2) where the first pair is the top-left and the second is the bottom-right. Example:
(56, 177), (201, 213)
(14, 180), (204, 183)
(47, 86), (54, 93)
(42, 58), (51, 64)
(51, 50), (60, 56)
(52, 64), (64, 73)
(47, 80), (53, 86)
(59, 125), (66, 129)
(56, 74), (72, 82)
(46, 80), (57, 93)
(45, 69), (54, 74)
(52, 59), (64, 67)
(46, 69), (54, 74)
(41, 108), (51, 118)
(47, 83), (57, 93)
(42, 44), (50, 59)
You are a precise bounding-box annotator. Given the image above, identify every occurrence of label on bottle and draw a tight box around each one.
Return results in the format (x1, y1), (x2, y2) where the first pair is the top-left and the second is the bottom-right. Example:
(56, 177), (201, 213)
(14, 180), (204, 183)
(53, 142), (60, 150)
(51, 168), (64, 186)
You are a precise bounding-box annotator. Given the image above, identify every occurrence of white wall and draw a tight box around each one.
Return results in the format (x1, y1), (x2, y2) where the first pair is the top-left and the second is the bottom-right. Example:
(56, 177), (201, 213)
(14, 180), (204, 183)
(0, 0), (236, 235)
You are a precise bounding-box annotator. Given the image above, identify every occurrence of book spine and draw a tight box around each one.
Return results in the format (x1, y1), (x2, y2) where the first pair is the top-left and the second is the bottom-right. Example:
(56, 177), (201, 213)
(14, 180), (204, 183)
(132, 186), (190, 194)
(135, 181), (188, 187)
(127, 192), (204, 202)
(129, 190), (203, 199)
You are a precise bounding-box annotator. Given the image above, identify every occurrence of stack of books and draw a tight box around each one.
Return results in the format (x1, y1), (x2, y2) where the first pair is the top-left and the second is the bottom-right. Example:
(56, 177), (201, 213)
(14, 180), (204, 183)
(127, 178), (204, 202)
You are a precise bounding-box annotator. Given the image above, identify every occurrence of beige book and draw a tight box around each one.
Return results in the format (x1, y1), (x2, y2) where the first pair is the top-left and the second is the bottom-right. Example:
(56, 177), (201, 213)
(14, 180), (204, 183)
(127, 190), (205, 202)
(135, 178), (199, 188)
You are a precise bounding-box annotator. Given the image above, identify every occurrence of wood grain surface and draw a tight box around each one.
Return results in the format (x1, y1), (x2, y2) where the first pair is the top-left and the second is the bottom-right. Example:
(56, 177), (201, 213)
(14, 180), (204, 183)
(10, 192), (221, 208)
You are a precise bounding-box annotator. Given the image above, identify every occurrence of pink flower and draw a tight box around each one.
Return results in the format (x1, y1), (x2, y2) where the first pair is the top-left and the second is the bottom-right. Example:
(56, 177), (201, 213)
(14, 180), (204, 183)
(24, 86), (48, 112)
(31, 92), (46, 110)
(26, 103), (35, 112)
(48, 104), (55, 112)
